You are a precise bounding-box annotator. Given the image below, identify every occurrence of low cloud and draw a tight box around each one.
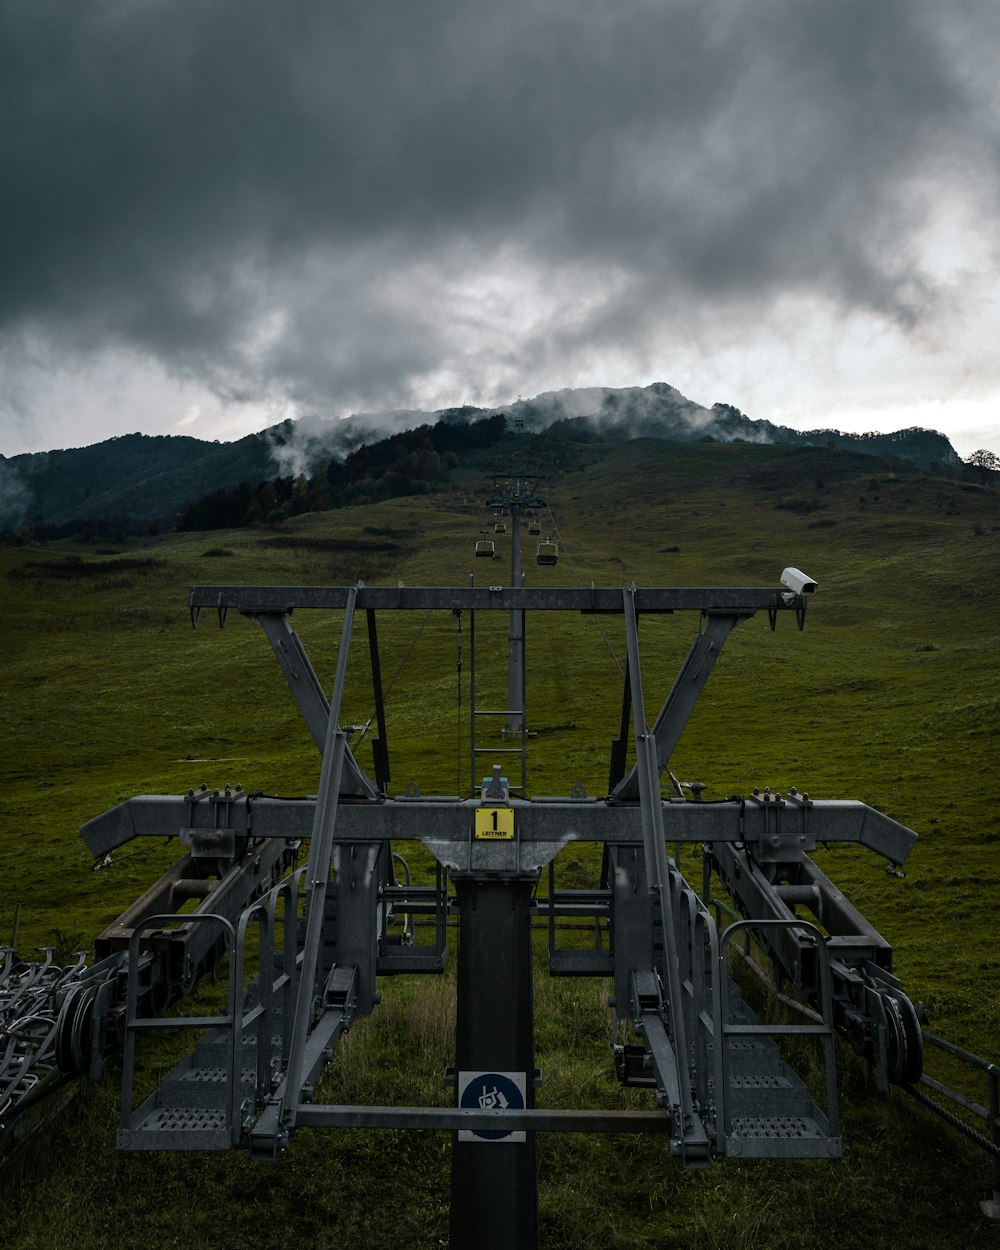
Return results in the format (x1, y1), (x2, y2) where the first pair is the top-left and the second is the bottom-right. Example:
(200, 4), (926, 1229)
(0, 457), (34, 531)
(1, 2), (999, 454)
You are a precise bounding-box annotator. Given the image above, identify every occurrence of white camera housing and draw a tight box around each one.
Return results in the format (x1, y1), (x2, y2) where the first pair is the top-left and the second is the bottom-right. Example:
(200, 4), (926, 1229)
(780, 567), (817, 595)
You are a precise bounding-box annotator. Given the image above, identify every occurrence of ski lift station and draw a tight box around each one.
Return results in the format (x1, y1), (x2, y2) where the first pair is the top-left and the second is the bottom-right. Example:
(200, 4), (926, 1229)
(2, 463), (998, 1247)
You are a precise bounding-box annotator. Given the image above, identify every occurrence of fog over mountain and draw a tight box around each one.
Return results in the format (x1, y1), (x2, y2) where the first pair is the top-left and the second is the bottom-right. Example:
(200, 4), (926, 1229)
(0, 383), (962, 533)
(262, 382), (962, 478)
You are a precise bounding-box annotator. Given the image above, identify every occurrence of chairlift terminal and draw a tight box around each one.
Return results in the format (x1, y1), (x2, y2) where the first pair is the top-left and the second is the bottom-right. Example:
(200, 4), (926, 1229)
(5, 455), (995, 1246)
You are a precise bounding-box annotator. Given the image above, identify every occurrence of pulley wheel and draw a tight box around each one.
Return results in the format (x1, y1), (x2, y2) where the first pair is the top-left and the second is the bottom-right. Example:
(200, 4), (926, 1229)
(881, 987), (923, 1084)
(55, 983), (95, 1075)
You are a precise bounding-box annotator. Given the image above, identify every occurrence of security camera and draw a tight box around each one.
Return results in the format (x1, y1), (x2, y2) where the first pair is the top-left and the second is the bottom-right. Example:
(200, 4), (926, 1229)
(780, 567), (817, 595)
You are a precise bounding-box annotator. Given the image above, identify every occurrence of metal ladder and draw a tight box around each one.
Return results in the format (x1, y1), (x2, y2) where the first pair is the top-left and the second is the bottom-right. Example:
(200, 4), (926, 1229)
(468, 597), (528, 795)
(719, 919), (842, 1159)
(117, 874), (306, 1152)
(117, 913), (242, 1151)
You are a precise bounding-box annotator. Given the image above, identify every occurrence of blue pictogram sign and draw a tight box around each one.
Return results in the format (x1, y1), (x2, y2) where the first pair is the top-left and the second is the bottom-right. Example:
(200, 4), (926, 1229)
(457, 1070), (526, 1142)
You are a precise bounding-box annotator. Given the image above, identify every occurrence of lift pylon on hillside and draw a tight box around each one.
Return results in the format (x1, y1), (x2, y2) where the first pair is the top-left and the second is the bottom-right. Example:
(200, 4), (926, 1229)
(476, 463), (551, 745)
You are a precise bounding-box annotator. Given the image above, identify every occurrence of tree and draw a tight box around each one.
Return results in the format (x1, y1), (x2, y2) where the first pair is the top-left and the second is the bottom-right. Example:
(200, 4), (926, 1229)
(965, 448), (1000, 486)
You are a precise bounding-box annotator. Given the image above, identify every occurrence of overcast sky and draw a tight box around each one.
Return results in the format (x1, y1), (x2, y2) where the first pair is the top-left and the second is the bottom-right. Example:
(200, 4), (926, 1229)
(2, 0), (998, 460)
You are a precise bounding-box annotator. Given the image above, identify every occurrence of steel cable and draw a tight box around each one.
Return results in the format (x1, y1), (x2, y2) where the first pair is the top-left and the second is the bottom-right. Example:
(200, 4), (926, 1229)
(543, 501), (625, 679)
(903, 1080), (1000, 1158)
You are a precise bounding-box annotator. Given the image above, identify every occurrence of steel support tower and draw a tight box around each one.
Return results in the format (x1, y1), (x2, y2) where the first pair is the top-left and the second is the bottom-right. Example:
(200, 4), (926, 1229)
(82, 577), (928, 1245)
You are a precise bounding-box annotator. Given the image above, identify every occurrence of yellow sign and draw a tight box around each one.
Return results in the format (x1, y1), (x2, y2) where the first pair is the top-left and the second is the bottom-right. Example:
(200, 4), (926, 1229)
(475, 807), (515, 840)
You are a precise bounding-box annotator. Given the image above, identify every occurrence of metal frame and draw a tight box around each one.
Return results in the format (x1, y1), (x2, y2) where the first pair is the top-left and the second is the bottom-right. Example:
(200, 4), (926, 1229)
(83, 577), (926, 1245)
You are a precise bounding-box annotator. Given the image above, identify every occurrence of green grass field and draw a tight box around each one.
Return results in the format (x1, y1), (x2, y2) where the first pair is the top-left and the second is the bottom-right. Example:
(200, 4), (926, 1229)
(2, 434), (998, 1247)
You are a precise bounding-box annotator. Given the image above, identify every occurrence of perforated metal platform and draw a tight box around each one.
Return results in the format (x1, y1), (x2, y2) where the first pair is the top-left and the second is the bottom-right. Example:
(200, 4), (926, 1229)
(118, 1010), (285, 1152)
(723, 998), (842, 1159)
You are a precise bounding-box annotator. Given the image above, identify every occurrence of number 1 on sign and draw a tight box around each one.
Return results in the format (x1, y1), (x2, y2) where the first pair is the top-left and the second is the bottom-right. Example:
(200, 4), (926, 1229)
(474, 807), (514, 839)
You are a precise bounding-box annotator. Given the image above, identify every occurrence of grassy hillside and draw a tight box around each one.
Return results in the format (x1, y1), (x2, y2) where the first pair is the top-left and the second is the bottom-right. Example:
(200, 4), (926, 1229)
(2, 435), (998, 1248)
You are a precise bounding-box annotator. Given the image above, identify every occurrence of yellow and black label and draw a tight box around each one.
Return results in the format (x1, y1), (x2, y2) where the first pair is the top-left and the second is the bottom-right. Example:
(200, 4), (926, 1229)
(474, 807), (515, 840)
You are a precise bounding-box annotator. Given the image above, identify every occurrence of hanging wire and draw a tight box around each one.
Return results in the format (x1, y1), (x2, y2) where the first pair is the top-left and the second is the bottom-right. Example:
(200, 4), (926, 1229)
(543, 502), (625, 679)
(379, 610), (434, 706)
(455, 609), (463, 797)
(362, 504), (477, 731)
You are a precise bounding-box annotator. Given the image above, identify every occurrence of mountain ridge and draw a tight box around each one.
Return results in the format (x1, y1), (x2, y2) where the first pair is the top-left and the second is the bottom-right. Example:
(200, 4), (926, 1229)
(0, 382), (964, 533)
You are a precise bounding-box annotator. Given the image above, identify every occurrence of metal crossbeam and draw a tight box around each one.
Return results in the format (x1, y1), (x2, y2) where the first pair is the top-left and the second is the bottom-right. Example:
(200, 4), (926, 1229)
(294, 1105), (670, 1133)
(83, 794), (918, 865)
(189, 584), (803, 615)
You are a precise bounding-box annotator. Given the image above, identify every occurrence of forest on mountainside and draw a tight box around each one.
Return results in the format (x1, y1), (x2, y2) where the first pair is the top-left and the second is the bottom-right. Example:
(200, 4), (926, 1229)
(176, 413), (506, 531)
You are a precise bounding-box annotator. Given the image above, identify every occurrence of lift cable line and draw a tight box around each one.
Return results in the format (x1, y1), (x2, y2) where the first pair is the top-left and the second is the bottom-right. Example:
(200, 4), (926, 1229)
(539, 498), (626, 680)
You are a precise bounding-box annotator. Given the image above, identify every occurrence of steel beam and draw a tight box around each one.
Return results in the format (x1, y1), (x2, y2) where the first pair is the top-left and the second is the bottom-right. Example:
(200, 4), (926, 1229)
(612, 613), (744, 801)
(282, 587), (358, 1126)
(82, 794), (918, 864)
(294, 1105), (670, 1133)
(622, 586), (699, 1154)
(250, 611), (378, 798)
(251, 612), (331, 751)
(190, 584), (806, 615)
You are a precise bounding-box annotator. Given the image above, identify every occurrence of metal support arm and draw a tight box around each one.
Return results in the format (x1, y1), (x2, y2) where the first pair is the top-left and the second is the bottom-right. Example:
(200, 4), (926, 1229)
(250, 611), (378, 799)
(612, 613), (743, 801)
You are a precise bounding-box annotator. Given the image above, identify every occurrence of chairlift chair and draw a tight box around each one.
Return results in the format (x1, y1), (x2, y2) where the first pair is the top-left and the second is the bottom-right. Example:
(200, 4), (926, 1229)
(527, 515), (541, 535)
(475, 531), (496, 558)
(535, 539), (558, 566)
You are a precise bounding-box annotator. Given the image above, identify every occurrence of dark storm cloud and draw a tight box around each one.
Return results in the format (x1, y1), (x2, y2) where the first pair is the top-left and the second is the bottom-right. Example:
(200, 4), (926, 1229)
(1, 0), (997, 416)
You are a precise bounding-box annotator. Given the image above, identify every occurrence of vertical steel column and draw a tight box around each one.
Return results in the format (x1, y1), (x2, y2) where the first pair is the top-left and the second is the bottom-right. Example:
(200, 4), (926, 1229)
(505, 501), (524, 739)
(366, 608), (390, 792)
(468, 576), (477, 794)
(519, 597), (527, 797)
(988, 1065), (1000, 1218)
(450, 875), (538, 1250)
